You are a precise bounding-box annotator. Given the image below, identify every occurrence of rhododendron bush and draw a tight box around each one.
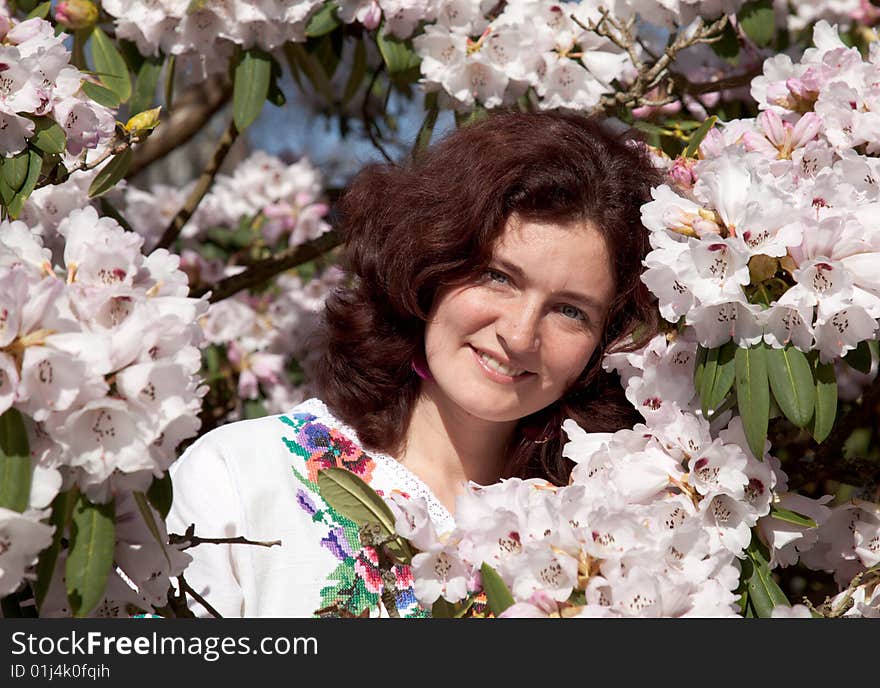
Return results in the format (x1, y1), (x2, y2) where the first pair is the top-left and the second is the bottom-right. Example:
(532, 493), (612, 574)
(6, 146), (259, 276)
(1, 0), (878, 619)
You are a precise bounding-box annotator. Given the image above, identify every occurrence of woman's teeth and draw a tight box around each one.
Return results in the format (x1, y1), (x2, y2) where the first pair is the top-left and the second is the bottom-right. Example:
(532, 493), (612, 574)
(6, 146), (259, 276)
(478, 351), (525, 377)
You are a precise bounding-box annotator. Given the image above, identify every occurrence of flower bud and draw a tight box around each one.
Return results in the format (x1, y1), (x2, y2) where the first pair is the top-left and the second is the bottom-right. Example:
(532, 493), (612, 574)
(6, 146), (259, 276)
(54, 0), (100, 30)
(124, 107), (162, 136)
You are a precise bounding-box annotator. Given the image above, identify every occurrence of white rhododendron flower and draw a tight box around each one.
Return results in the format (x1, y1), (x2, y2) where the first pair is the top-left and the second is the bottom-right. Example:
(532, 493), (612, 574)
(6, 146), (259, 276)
(0, 12), (114, 156)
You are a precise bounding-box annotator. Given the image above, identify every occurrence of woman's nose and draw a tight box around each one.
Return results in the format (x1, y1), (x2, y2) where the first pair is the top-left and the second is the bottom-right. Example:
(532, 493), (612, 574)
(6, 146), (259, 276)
(495, 300), (541, 354)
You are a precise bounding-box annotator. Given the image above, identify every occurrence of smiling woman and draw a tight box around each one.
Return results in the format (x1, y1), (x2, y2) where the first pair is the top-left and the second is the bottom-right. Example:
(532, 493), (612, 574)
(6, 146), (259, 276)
(166, 111), (663, 618)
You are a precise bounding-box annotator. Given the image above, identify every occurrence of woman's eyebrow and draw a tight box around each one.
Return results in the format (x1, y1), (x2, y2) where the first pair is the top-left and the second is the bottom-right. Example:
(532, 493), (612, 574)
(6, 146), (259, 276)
(492, 258), (605, 312)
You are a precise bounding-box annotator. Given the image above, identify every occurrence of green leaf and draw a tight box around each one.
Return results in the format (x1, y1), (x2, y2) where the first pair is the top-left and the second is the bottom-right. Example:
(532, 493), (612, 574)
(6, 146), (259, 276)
(317, 467), (413, 562)
(414, 92), (439, 152)
(89, 27), (132, 102)
(735, 343), (770, 459)
(431, 598), (455, 618)
(710, 20), (740, 64)
(769, 506), (817, 529)
(243, 399), (268, 419)
(28, 116), (66, 154)
(810, 354), (837, 444)
(699, 341), (737, 418)
(480, 563), (515, 617)
(0, 408), (32, 513)
(631, 121), (673, 137)
(98, 197), (135, 233)
(130, 55), (164, 116)
(267, 59), (287, 108)
(81, 80), (120, 108)
(25, 1), (50, 19)
(693, 344), (708, 392)
(765, 345), (815, 428)
(87, 147), (133, 198)
(376, 30), (420, 74)
(684, 115), (718, 158)
(34, 489), (77, 610)
(739, 0), (775, 48)
(284, 43), (334, 103)
(744, 533), (789, 617)
(1, 149), (30, 204)
(134, 491), (171, 567)
(8, 147), (42, 218)
(842, 339), (873, 375)
(146, 472), (174, 520)
(305, 2), (340, 37)
(66, 495), (116, 617)
(233, 48), (273, 131)
(342, 39), (367, 105)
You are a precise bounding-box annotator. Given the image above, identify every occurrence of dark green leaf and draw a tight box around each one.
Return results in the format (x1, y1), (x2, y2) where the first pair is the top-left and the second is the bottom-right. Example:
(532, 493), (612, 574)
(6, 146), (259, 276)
(342, 39), (367, 105)
(0, 408), (32, 513)
(735, 343), (770, 459)
(317, 467), (413, 562)
(769, 506), (817, 529)
(431, 597), (455, 618)
(146, 472), (174, 520)
(684, 115), (718, 157)
(130, 55), (164, 115)
(739, 0), (775, 47)
(89, 27), (132, 102)
(81, 80), (120, 108)
(312, 34), (341, 80)
(243, 399), (268, 419)
(98, 197), (135, 233)
(27, 116), (66, 154)
(1, 149), (30, 202)
(25, 1), (50, 19)
(842, 339), (873, 375)
(693, 344), (708, 392)
(34, 488), (75, 610)
(66, 495), (115, 617)
(376, 30), (420, 74)
(744, 533), (789, 617)
(480, 563), (515, 617)
(15, 0), (40, 12)
(8, 147), (42, 218)
(305, 2), (340, 37)
(810, 355), (837, 444)
(414, 92), (439, 152)
(700, 341), (737, 418)
(766, 345), (815, 428)
(88, 147), (133, 198)
(134, 491), (171, 566)
(233, 48), (273, 130)
(284, 43), (334, 103)
(710, 19), (740, 63)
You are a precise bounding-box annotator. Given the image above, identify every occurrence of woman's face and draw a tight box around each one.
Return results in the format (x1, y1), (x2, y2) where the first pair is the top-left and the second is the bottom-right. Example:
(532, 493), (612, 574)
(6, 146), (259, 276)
(423, 215), (616, 424)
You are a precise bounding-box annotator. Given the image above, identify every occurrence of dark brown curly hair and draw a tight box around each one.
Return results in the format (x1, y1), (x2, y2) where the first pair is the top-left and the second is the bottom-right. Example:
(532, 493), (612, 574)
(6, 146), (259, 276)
(311, 110), (662, 485)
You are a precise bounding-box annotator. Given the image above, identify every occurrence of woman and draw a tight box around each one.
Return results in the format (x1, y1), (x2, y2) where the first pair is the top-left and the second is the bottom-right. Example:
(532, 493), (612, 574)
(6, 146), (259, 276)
(166, 110), (661, 618)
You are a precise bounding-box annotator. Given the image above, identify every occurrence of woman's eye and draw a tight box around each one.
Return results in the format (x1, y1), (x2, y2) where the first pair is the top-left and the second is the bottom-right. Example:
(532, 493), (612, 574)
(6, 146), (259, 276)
(558, 304), (586, 321)
(485, 269), (509, 284)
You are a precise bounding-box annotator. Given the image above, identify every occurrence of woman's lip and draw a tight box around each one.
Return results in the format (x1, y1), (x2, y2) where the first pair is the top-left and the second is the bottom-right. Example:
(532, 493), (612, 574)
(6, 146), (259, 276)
(469, 346), (533, 383)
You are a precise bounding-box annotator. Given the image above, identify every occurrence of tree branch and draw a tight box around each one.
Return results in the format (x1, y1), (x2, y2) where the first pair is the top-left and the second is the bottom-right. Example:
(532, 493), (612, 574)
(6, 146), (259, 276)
(156, 118), (240, 250)
(362, 64), (393, 163)
(194, 229), (344, 303)
(176, 575), (223, 619)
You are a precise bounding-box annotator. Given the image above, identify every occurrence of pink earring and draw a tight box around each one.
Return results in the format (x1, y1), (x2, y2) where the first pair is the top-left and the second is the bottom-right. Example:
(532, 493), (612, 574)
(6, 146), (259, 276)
(411, 349), (433, 381)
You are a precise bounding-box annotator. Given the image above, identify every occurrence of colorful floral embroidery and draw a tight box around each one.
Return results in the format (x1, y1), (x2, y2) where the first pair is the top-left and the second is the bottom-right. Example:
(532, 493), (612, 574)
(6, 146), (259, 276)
(280, 412), (429, 618)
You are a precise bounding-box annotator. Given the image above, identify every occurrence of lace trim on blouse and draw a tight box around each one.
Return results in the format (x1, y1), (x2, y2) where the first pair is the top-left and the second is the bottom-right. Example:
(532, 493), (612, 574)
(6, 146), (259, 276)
(296, 398), (456, 534)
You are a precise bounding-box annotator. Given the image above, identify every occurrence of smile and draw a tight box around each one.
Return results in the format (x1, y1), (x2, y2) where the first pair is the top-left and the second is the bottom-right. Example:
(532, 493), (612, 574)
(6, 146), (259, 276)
(470, 346), (533, 382)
